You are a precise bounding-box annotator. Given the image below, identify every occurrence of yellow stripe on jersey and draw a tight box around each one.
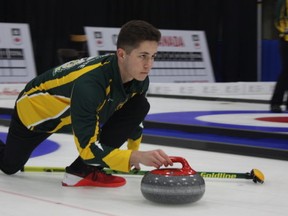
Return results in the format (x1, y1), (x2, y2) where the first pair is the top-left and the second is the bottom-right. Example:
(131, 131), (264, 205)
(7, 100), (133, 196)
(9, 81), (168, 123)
(16, 62), (107, 130)
(74, 116), (100, 160)
(127, 136), (142, 150)
(24, 62), (105, 96)
(49, 115), (71, 133)
(16, 93), (70, 129)
(96, 81), (111, 111)
(103, 149), (132, 172)
(106, 79), (112, 95)
(74, 135), (97, 160)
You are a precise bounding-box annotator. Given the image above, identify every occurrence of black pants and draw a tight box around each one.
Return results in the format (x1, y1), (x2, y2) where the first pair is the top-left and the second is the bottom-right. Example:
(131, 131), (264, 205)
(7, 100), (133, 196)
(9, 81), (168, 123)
(0, 94), (150, 174)
(270, 38), (288, 106)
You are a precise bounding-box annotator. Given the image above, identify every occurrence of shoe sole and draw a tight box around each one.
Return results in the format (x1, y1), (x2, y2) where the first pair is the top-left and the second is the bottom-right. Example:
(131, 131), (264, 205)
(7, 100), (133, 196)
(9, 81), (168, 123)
(62, 179), (126, 187)
(62, 173), (126, 187)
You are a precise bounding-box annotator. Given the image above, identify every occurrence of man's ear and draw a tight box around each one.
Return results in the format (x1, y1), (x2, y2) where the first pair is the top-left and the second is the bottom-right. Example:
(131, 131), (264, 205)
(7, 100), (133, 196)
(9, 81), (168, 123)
(117, 48), (126, 59)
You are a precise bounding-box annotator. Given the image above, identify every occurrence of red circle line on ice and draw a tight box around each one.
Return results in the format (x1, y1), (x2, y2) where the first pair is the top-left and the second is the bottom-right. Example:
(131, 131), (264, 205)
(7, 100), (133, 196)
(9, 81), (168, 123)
(145, 110), (288, 132)
(255, 116), (288, 123)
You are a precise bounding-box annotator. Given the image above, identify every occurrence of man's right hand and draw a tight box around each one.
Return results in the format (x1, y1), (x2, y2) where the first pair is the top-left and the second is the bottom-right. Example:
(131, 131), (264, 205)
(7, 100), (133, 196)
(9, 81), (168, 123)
(129, 149), (173, 170)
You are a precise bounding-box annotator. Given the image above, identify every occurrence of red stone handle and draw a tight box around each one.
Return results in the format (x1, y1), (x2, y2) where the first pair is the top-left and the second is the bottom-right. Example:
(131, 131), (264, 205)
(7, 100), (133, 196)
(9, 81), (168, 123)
(169, 156), (197, 175)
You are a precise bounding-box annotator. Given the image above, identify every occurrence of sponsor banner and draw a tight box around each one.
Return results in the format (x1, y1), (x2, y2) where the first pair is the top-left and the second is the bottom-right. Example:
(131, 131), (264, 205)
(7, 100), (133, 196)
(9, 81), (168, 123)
(0, 23), (36, 83)
(0, 83), (25, 99)
(147, 82), (275, 96)
(85, 26), (214, 83)
(0, 82), (275, 100)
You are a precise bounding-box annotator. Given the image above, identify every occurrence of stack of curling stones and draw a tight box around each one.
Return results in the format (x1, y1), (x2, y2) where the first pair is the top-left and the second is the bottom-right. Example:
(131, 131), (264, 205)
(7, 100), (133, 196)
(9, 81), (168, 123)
(141, 156), (205, 204)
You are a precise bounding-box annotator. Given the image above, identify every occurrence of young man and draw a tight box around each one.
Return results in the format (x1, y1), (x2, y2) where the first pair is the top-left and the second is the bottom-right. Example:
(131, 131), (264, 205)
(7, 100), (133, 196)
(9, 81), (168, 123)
(0, 20), (173, 187)
(270, 0), (288, 113)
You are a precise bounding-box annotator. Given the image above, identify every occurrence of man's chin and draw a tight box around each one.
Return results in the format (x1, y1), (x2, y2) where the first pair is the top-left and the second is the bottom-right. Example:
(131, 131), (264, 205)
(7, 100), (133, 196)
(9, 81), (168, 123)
(135, 74), (148, 81)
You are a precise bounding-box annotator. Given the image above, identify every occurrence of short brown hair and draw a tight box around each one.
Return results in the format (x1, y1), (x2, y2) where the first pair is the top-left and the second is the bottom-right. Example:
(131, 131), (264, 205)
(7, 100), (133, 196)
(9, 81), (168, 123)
(117, 20), (161, 53)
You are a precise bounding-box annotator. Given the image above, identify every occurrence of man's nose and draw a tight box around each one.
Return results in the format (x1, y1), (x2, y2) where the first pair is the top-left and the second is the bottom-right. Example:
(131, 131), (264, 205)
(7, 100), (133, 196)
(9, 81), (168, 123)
(144, 57), (154, 68)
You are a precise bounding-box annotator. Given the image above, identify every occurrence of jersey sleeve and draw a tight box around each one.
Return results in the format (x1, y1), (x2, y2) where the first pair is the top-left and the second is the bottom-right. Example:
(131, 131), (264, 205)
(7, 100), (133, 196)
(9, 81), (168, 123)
(70, 76), (132, 172)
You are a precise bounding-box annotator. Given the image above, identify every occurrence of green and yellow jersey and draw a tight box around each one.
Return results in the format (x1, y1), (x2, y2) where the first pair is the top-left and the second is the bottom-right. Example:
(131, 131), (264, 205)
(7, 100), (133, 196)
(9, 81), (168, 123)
(16, 54), (149, 172)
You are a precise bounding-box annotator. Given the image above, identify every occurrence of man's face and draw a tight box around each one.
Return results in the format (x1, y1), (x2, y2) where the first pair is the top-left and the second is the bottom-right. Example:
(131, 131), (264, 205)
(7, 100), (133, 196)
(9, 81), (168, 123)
(118, 40), (158, 82)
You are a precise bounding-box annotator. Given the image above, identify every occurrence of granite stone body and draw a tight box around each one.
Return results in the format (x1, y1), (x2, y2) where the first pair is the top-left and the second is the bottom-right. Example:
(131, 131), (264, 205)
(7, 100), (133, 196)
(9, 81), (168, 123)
(140, 157), (205, 204)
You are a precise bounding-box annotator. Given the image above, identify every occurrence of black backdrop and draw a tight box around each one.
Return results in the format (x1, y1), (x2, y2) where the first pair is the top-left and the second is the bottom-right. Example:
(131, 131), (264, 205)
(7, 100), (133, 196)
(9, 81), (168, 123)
(0, 0), (257, 82)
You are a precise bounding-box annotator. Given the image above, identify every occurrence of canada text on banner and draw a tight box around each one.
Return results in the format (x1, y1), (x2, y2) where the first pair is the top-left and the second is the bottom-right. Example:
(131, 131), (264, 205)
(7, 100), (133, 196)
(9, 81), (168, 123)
(84, 26), (214, 83)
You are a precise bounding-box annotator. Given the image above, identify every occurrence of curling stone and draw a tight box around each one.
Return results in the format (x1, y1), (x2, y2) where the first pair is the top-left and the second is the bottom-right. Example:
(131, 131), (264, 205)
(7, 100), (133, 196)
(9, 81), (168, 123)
(141, 156), (205, 204)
